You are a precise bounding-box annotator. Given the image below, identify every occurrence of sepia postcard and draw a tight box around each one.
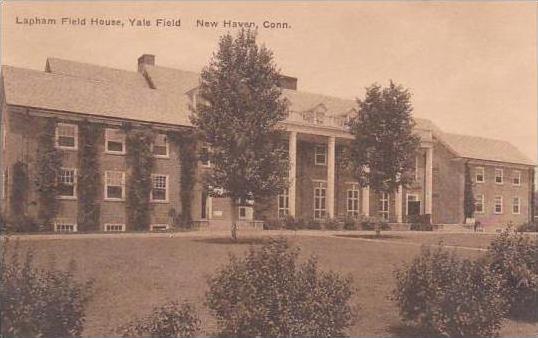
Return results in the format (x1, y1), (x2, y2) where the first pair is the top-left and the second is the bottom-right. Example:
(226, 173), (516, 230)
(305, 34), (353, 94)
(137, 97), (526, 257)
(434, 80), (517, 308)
(0, 1), (537, 337)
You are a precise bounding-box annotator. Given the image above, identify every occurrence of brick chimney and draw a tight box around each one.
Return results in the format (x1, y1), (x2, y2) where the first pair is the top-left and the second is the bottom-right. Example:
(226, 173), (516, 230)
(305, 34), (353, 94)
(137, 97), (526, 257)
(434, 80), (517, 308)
(138, 54), (155, 73)
(278, 75), (297, 90)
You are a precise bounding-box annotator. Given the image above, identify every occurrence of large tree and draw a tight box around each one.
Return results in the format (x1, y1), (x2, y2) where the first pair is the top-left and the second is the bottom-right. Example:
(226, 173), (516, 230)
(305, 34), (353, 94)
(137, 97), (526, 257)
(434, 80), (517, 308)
(191, 29), (289, 238)
(347, 81), (420, 200)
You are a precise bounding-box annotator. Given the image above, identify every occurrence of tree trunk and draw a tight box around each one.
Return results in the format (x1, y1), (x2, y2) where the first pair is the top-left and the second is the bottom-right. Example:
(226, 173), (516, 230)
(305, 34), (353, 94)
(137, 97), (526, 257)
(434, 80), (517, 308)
(230, 198), (238, 241)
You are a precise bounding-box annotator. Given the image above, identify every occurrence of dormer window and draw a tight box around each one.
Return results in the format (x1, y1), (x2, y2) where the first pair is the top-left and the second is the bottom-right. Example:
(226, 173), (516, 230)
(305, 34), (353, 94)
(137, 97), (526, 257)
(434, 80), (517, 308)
(105, 128), (125, 154)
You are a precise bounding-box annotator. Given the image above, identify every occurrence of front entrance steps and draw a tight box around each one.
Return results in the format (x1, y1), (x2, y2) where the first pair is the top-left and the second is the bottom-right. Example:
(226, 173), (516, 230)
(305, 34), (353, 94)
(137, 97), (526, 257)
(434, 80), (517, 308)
(194, 219), (264, 231)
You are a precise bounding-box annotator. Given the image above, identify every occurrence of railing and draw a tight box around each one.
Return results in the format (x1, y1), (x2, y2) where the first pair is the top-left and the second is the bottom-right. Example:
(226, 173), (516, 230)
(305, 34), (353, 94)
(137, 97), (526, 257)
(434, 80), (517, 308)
(284, 111), (350, 130)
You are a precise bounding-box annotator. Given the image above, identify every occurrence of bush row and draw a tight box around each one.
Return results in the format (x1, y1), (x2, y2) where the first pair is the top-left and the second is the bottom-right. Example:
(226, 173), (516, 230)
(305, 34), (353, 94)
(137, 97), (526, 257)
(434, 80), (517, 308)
(393, 226), (538, 337)
(263, 215), (390, 231)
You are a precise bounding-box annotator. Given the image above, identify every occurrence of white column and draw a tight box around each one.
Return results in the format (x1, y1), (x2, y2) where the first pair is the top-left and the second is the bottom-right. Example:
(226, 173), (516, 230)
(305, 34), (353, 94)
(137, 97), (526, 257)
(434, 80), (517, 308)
(395, 185), (403, 223)
(425, 147), (433, 215)
(362, 186), (370, 216)
(208, 196), (213, 220)
(327, 136), (336, 218)
(288, 131), (297, 217)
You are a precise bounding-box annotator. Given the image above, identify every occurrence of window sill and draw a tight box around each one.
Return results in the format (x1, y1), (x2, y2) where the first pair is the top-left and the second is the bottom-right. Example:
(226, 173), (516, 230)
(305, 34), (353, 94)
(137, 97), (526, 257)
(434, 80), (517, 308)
(150, 200), (169, 204)
(104, 198), (125, 202)
(154, 155), (170, 159)
(55, 146), (78, 151)
(57, 196), (77, 200)
(105, 151), (126, 156)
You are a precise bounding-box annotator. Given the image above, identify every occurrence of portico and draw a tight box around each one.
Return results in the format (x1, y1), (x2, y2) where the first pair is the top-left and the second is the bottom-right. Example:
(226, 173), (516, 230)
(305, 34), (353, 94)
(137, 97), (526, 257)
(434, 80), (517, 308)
(283, 121), (434, 223)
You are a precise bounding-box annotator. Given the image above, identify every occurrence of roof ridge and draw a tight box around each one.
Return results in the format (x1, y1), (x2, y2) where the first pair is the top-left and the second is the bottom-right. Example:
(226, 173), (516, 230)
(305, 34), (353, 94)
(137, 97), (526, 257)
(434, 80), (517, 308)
(443, 131), (521, 144)
(47, 57), (139, 75)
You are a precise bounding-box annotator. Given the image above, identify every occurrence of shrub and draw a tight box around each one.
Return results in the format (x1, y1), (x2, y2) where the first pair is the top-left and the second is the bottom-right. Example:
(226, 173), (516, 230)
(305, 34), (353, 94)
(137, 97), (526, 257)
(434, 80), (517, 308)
(0, 239), (94, 337)
(360, 216), (390, 231)
(393, 246), (506, 337)
(485, 227), (538, 320)
(305, 218), (322, 230)
(409, 223), (433, 231)
(323, 217), (340, 230)
(5, 215), (39, 233)
(517, 222), (537, 233)
(343, 217), (359, 230)
(120, 301), (201, 337)
(263, 218), (283, 230)
(206, 238), (357, 336)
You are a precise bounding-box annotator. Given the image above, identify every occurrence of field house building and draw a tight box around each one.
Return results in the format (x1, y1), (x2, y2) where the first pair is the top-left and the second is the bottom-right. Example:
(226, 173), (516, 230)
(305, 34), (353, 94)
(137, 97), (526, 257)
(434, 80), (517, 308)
(0, 55), (534, 232)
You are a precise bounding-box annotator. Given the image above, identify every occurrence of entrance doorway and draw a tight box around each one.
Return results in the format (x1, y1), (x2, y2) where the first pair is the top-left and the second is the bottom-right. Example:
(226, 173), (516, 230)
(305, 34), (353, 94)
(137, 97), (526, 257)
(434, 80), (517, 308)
(406, 194), (421, 222)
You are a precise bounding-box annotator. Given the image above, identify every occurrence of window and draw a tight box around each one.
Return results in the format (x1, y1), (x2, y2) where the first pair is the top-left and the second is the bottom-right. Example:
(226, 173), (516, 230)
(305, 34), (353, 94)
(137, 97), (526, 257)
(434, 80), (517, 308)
(475, 167), (485, 183)
(278, 188), (289, 218)
(346, 184), (360, 218)
(315, 111), (325, 125)
(151, 224), (169, 231)
(406, 194), (420, 215)
(55, 123), (78, 149)
(105, 171), (125, 200)
(380, 192), (389, 221)
(313, 181), (326, 220)
(105, 128), (125, 154)
(200, 145), (210, 167)
(238, 206), (252, 220)
(153, 134), (169, 157)
(512, 171), (521, 186)
(57, 168), (77, 198)
(495, 168), (503, 184)
(54, 222), (77, 233)
(475, 194), (485, 213)
(105, 224), (125, 232)
(151, 174), (168, 202)
(494, 196), (503, 214)
(314, 145), (327, 166)
(512, 197), (520, 214)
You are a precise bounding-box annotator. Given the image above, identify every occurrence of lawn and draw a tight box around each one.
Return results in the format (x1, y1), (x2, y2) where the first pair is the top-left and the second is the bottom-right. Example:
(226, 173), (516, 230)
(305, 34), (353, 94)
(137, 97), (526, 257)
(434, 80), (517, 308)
(6, 231), (537, 337)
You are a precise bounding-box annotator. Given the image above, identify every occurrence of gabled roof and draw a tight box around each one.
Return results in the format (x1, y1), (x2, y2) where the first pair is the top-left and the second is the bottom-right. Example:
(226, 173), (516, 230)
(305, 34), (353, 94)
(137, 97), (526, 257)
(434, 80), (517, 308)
(1, 57), (534, 166)
(144, 65), (199, 94)
(282, 89), (356, 116)
(439, 133), (534, 166)
(46, 58), (149, 89)
(2, 65), (192, 126)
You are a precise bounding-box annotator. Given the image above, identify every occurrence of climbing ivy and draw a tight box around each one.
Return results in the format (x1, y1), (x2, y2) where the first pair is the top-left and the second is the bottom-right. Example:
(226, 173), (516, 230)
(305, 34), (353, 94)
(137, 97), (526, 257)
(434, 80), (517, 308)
(35, 118), (63, 230)
(463, 161), (476, 220)
(10, 161), (29, 219)
(125, 125), (155, 231)
(169, 130), (197, 228)
(77, 121), (101, 231)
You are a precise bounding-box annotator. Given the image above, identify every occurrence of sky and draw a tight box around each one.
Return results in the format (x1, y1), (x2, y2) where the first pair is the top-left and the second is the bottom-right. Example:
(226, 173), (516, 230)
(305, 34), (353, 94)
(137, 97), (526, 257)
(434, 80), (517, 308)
(1, 1), (537, 161)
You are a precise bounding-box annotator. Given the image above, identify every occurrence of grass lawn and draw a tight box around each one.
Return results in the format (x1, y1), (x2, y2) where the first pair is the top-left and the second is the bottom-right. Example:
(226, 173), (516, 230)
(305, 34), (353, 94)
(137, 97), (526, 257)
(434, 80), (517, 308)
(8, 232), (537, 337)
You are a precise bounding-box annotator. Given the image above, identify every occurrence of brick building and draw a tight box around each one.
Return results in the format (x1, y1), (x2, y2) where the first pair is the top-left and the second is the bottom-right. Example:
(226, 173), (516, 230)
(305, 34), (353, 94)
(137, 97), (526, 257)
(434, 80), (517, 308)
(0, 55), (534, 232)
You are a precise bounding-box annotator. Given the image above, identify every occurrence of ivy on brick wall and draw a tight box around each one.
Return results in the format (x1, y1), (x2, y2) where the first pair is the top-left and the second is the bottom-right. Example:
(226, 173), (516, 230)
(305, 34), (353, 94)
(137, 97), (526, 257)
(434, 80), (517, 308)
(463, 161), (476, 220)
(35, 118), (63, 230)
(77, 120), (101, 231)
(169, 130), (196, 228)
(10, 161), (29, 219)
(125, 124), (155, 231)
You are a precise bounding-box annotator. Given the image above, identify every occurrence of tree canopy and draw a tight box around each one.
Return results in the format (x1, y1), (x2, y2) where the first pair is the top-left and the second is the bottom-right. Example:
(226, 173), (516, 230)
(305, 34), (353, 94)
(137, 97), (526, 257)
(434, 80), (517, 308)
(347, 81), (420, 193)
(191, 29), (289, 206)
